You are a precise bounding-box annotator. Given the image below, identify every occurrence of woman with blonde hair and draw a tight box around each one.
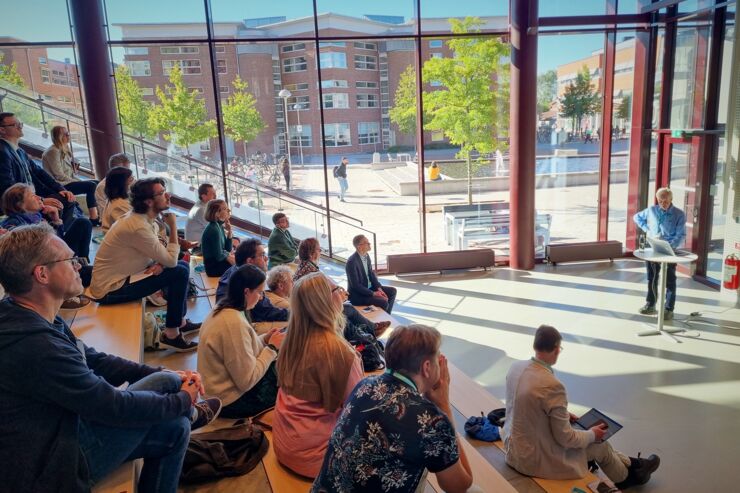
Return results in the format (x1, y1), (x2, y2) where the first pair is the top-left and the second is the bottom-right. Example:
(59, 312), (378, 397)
(42, 125), (100, 225)
(272, 272), (363, 478)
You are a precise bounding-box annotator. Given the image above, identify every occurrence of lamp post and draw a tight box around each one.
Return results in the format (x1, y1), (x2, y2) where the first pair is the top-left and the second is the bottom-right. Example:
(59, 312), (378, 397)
(293, 103), (305, 167)
(278, 89), (292, 173)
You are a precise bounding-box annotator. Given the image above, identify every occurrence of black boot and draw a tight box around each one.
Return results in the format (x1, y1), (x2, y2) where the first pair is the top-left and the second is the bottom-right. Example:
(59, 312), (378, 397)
(616, 453), (660, 490)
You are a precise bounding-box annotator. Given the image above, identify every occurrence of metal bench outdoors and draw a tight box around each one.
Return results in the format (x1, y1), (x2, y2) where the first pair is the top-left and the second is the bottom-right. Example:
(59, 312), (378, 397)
(456, 213), (552, 250)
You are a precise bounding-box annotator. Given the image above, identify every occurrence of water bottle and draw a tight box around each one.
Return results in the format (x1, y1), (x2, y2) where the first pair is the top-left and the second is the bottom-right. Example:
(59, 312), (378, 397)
(639, 234), (646, 252)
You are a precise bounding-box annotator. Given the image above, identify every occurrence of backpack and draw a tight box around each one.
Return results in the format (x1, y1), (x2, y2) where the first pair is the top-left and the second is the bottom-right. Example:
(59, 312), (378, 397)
(344, 321), (386, 372)
(180, 419), (269, 484)
(332, 166), (339, 178)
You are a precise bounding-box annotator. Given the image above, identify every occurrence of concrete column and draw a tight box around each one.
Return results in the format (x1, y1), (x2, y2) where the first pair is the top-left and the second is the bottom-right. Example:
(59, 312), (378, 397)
(509, 0), (538, 270)
(69, 0), (122, 179)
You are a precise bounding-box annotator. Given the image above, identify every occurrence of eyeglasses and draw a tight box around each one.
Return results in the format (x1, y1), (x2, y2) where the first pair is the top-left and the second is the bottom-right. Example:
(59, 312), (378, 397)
(40, 256), (83, 268)
(0, 122), (23, 129)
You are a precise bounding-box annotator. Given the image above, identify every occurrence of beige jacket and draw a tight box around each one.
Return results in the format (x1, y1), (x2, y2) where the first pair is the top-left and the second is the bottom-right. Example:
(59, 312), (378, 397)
(503, 359), (595, 479)
(197, 308), (277, 406)
(89, 212), (180, 299)
(101, 198), (132, 233)
(41, 145), (76, 185)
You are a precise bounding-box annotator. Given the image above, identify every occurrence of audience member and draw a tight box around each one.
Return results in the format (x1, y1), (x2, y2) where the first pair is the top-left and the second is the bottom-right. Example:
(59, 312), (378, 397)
(0, 224), (221, 493)
(429, 161), (441, 181)
(273, 272), (364, 478)
(295, 237), (390, 337)
(0, 112), (81, 226)
(90, 178), (200, 352)
(199, 264), (286, 418)
(185, 183), (216, 243)
(633, 187), (686, 320)
(96, 152), (131, 213)
(267, 212), (298, 269)
(101, 166), (134, 233)
(346, 234), (397, 313)
(201, 199), (235, 277)
(265, 265), (293, 309)
(313, 324), (474, 493)
(503, 325), (660, 489)
(42, 125), (100, 225)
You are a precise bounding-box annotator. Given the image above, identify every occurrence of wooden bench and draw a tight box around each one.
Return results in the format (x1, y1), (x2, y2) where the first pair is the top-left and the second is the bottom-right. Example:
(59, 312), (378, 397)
(447, 363), (598, 493)
(69, 300), (145, 493)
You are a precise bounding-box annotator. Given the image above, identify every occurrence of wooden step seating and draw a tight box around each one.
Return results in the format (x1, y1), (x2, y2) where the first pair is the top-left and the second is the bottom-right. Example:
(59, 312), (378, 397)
(446, 363), (598, 493)
(69, 299), (145, 493)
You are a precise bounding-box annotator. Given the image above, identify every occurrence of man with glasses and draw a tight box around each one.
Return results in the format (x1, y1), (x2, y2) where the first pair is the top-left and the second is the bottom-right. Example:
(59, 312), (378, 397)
(503, 325), (660, 489)
(346, 234), (397, 313)
(0, 223), (221, 493)
(267, 212), (298, 269)
(0, 112), (81, 226)
(90, 178), (200, 352)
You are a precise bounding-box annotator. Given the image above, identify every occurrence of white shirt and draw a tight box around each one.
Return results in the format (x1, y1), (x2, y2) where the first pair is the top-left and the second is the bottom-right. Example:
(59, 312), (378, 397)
(185, 200), (208, 242)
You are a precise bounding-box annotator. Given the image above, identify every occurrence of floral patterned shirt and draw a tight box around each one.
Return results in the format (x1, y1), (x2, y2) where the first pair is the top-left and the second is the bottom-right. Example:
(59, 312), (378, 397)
(312, 372), (459, 493)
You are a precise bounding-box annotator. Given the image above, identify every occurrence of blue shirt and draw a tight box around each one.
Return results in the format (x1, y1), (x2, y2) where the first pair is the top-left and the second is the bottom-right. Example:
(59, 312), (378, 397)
(633, 204), (686, 248)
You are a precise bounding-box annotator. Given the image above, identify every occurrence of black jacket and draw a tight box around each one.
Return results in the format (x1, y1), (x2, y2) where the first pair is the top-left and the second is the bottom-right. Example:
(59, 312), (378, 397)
(346, 251), (381, 299)
(0, 139), (66, 199)
(0, 298), (191, 492)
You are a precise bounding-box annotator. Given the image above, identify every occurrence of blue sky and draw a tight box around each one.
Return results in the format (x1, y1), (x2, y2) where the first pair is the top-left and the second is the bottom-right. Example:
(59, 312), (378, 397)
(4, 0), (638, 74)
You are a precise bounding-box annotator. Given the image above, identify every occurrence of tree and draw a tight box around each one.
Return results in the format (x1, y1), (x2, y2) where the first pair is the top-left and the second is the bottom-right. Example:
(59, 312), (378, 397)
(537, 70), (558, 116)
(559, 65), (601, 134)
(115, 65), (156, 139)
(616, 94), (631, 122)
(0, 53), (25, 89)
(389, 65), (418, 136)
(221, 76), (266, 159)
(422, 17), (510, 204)
(149, 65), (217, 155)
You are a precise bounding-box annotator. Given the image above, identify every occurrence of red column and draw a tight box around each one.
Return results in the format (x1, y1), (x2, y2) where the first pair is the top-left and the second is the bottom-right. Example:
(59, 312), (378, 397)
(509, 0), (538, 270)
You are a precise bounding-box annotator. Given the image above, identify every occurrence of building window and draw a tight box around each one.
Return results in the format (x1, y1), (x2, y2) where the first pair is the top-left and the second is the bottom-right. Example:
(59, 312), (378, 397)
(57, 95), (72, 103)
(429, 40), (443, 48)
(288, 95), (310, 110)
(140, 87), (154, 96)
(126, 60), (151, 76)
(124, 47), (149, 55)
(283, 56), (308, 73)
(323, 93), (349, 109)
(354, 55), (377, 70)
(431, 130), (444, 142)
(38, 57), (47, 65)
(324, 123), (351, 147)
(162, 59), (201, 75)
(319, 52), (347, 69)
(40, 94), (53, 101)
(215, 45), (226, 53)
(160, 46), (199, 55)
(285, 83), (310, 91)
(431, 53), (443, 59)
(356, 93), (378, 108)
(353, 41), (377, 51)
(321, 80), (348, 88)
(51, 69), (70, 86)
(199, 140), (211, 151)
(281, 43), (306, 53)
(289, 124), (312, 146)
(217, 59), (227, 74)
(355, 81), (378, 89)
(319, 41), (346, 47)
(358, 122), (380, 144)
(40, 68), (50, 84)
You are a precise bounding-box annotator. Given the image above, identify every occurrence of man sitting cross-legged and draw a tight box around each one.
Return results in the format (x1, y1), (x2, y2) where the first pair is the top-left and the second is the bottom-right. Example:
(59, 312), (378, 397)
(267, 212), (298, 269)
(89, 178), (200, 352)
(346, 234), (397, 314)
(0, 224), (221, 493)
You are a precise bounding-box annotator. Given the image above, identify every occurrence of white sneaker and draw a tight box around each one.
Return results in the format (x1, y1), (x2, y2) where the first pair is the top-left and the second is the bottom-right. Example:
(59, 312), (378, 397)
(146, 291), (168, 306)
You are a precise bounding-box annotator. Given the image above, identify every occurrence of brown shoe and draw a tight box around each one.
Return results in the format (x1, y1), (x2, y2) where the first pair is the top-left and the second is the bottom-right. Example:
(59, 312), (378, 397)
(374, 321), (391, 338)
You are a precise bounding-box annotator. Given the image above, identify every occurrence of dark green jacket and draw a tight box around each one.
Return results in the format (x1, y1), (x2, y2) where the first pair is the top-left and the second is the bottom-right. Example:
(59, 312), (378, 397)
(268, 227), (298, 269)
(202, 221), (230, 263)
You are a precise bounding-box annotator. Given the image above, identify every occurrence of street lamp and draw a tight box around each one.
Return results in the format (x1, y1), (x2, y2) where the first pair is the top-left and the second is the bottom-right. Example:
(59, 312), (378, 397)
(293, 103), (305, 167)
(278, 89), (292, 173)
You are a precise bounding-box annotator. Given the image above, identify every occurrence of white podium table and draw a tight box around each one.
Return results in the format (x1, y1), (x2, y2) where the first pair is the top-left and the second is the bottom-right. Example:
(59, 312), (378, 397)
(634, 248), (697, 342)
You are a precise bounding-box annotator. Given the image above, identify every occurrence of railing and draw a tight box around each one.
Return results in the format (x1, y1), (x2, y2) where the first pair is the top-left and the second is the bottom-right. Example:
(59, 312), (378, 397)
(0, 84), (376, 264)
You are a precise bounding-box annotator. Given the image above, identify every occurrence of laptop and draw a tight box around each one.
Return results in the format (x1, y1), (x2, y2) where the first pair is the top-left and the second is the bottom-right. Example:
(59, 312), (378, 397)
(574, 408), (623, 441)
(647, 236), (689, 257)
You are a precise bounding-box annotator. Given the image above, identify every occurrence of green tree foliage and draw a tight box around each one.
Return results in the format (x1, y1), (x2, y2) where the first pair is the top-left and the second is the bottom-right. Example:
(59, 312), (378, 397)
(616, 94), (631, 121)
(422, 17), (510, 204)
(537, 70), (558, 116)
(115, 65), (155, 139)
(0, 53), (25, 88)
(0, 52), (45, 127)
(389, 65), (418, 136)
(222, 76), (266, 158)
(149, 65), (217, 153)
(559, 66), (601, 134)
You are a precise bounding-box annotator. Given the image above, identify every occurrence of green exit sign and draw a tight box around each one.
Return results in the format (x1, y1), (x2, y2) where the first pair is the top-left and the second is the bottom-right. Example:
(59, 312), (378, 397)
(671, 129), (685, 138)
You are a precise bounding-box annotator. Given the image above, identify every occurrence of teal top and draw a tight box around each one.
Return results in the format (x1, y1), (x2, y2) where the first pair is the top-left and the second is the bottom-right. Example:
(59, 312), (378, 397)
(267, 227), (298, 270)
(201, 221), (230, 263)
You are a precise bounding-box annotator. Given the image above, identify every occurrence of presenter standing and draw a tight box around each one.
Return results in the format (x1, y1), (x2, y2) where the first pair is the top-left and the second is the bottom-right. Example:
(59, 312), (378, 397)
(633, 188), (686, 320)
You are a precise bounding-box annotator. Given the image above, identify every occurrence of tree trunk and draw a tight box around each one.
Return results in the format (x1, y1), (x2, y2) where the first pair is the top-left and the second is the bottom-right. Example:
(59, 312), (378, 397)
(466, 153), (473, 205)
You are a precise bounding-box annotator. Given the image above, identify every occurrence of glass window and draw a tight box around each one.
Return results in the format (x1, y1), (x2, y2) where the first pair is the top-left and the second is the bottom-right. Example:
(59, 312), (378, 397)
(283, 56), (308, 73)
(431, 53), (443, 59)
(319, 52), (348, 69)
(289, 124), (312, 146)
(140, 87), (154, 96)
(281, 43), (306, 53)
(429, 40), (443, 48)
(323, 93), (349, 109)
(3, 2), (74, 42)
(124, 47), (149, 55)
(358, 122), (380, 144)
(353, 41), (377, 51)
(354, 54), (377, 70)
(105, 0), (207, 40)
(162, 59), (201, 75)
(419, 7), (508, 34)
(38, 57), (48, 65)
(215, 45), (226, 53)
(324, 123), (351, 146)
(314, 1), (415, 36)
(210, 4), (316, 40)
(40, 68), (50, 84)
(321, 80), (348, 88)
(288, 95), (311, 109)
(539, 1), (607, 16)
(285, 83), (310, 91)
(160, 46), (199, 55)
(126, 60), (151, 76)
(219, 86), (229, 94)
(217, 59), (227, 74)
(356, 93), (378, 108)
(320, 41), (346, 47)
(356, 81), (378, 89)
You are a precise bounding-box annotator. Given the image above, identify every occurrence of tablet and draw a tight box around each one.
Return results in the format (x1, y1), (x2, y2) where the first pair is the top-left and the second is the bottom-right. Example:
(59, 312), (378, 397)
(574, 408), (623, 441)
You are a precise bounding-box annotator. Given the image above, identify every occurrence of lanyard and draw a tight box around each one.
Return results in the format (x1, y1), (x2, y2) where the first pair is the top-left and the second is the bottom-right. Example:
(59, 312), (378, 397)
(385, 369), (418, 392)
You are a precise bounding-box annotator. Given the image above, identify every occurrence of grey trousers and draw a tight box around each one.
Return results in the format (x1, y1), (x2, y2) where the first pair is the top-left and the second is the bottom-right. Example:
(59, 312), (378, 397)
(586, 441), (630, 483)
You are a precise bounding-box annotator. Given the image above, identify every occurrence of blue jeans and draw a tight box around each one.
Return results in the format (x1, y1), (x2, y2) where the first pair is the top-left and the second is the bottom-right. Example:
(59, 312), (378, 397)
(646, 261), (677, 311)
(97, 261), (190, 328)
(337, 177), (348, 199)
(79, 372), (190, 493)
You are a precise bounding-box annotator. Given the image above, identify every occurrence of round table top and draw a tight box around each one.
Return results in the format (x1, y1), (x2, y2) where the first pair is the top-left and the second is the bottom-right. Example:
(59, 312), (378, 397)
(634, 248), (698, 264)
